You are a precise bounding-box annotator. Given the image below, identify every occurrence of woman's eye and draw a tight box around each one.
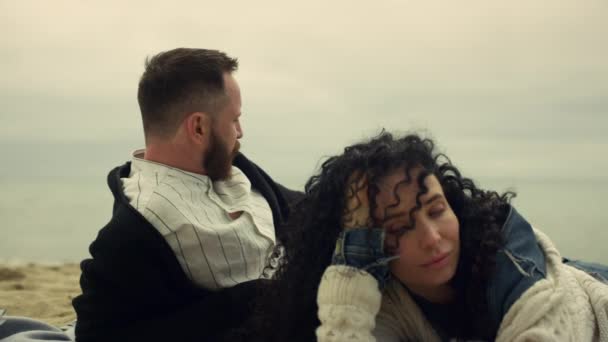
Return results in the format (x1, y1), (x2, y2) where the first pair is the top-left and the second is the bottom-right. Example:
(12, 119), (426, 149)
(429, 207), (445, 218)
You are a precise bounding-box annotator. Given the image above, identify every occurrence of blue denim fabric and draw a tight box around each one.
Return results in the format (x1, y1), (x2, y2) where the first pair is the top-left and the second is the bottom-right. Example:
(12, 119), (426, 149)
(564, 258), (608, 284)
(332, 228), (397, 289)
(485, 206), (546, 335)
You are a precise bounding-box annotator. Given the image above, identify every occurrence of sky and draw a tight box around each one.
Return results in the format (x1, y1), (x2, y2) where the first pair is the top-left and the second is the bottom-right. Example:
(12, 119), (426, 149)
(1, 0), (607, 187)
(1, 1), (608, 263)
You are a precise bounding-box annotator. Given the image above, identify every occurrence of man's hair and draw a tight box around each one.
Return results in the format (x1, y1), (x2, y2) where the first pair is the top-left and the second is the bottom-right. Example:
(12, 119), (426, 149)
(137, 48), (238, 139)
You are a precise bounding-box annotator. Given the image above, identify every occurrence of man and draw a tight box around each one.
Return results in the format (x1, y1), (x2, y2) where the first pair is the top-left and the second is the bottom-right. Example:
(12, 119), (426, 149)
(72, 48), (302, 342)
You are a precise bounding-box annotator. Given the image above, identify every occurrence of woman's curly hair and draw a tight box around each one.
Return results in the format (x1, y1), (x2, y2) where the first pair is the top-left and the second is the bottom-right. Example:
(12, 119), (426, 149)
(251, 131), (514, 341)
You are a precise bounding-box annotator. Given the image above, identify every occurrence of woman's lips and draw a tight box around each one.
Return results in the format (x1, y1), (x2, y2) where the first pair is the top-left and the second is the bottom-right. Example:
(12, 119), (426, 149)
(421, 252), (450, 268)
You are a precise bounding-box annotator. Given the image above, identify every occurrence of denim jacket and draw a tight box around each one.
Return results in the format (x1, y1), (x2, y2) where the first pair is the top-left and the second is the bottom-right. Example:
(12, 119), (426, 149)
(332, 228), (395, 289)
(485, 205), (546, 334)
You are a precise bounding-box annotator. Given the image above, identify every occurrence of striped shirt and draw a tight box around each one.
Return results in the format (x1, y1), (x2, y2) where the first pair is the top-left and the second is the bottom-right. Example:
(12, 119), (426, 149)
(122, 150), (276, 289)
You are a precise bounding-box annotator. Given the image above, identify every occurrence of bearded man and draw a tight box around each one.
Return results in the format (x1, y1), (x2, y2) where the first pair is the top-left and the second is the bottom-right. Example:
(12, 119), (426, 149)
(72, 48), (302, 342)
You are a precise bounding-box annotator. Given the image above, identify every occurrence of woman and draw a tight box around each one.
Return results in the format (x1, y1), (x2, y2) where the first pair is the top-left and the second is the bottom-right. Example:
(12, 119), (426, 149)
(260, 131), (608, 341)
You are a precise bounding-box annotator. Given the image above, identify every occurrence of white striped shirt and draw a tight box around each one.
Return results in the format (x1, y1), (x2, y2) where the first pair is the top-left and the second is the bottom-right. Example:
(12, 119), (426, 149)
(122, 150), (276, 289)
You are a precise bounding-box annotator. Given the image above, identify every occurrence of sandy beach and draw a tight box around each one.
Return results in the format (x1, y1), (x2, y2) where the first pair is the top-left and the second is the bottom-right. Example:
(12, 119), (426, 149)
(0, 262), (80, 326)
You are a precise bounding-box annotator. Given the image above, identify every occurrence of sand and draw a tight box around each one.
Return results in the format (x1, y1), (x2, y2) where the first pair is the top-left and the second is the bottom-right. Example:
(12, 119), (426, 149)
(0, 262), (80, 326)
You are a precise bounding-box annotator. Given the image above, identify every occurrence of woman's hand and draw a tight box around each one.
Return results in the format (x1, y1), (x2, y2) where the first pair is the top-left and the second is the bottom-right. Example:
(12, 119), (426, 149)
(331, 172), (398, 289)
(342, 171), (372, 229)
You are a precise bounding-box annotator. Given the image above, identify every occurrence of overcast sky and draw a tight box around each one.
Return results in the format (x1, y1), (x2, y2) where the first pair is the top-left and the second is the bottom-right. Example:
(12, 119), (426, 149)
(1, 0), (607, 186)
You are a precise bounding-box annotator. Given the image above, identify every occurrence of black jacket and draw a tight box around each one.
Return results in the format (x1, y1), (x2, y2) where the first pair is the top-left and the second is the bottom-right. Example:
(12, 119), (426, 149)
(72, 154), (303, 342)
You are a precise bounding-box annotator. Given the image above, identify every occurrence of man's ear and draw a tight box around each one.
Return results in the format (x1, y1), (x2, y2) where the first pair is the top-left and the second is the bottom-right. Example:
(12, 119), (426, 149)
(184, 112), (212, 145)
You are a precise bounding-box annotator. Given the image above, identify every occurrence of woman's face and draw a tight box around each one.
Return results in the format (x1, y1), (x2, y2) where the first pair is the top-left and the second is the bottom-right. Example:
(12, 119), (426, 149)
(373, 168), (460, 301)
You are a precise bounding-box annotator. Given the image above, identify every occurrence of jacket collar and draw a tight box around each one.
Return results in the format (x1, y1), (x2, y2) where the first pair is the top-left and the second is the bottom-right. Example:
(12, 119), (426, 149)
(106, 153), (289, 226)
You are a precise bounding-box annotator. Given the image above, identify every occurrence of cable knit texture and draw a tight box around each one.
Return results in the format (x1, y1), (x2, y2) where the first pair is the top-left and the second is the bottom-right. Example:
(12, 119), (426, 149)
(316, 266), (382, 341)
(495, 229), (608, 341)
(316, 229), (608, 341)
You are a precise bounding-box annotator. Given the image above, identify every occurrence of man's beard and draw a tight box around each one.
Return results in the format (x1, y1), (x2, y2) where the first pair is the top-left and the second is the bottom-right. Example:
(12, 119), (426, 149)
(204, 130), (240, 181)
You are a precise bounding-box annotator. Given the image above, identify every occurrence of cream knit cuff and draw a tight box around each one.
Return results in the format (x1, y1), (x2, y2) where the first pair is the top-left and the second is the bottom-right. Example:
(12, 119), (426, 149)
(317, 265), (382, 315)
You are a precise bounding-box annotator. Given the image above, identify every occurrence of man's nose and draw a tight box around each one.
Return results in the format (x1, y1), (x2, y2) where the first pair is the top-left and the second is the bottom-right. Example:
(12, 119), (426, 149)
(236, 122), (243, 139)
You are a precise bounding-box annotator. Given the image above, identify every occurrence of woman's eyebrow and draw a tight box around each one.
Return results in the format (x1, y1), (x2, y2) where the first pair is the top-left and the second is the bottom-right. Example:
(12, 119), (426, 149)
(423, 193), (443, 205)
(380, 193), (444, 223)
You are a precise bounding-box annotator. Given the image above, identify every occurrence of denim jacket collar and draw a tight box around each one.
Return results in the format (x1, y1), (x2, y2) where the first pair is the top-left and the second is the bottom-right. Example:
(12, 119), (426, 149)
(485, 205), (546, 336)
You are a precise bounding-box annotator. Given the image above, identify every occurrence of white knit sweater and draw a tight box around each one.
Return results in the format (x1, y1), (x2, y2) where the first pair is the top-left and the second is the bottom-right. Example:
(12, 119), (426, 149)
(316, 229), (608, 341)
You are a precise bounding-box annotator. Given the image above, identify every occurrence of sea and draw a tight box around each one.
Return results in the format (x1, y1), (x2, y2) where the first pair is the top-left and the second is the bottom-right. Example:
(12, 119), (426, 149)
(1, 141), (607, 265)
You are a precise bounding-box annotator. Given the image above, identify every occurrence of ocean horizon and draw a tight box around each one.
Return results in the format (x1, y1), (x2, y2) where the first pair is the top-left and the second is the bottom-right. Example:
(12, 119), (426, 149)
(1, 141), (606, 265)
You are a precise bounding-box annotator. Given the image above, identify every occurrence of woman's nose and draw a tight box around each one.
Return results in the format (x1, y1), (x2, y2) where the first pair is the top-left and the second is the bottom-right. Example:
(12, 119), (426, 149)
(418, 221), (441, 249)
